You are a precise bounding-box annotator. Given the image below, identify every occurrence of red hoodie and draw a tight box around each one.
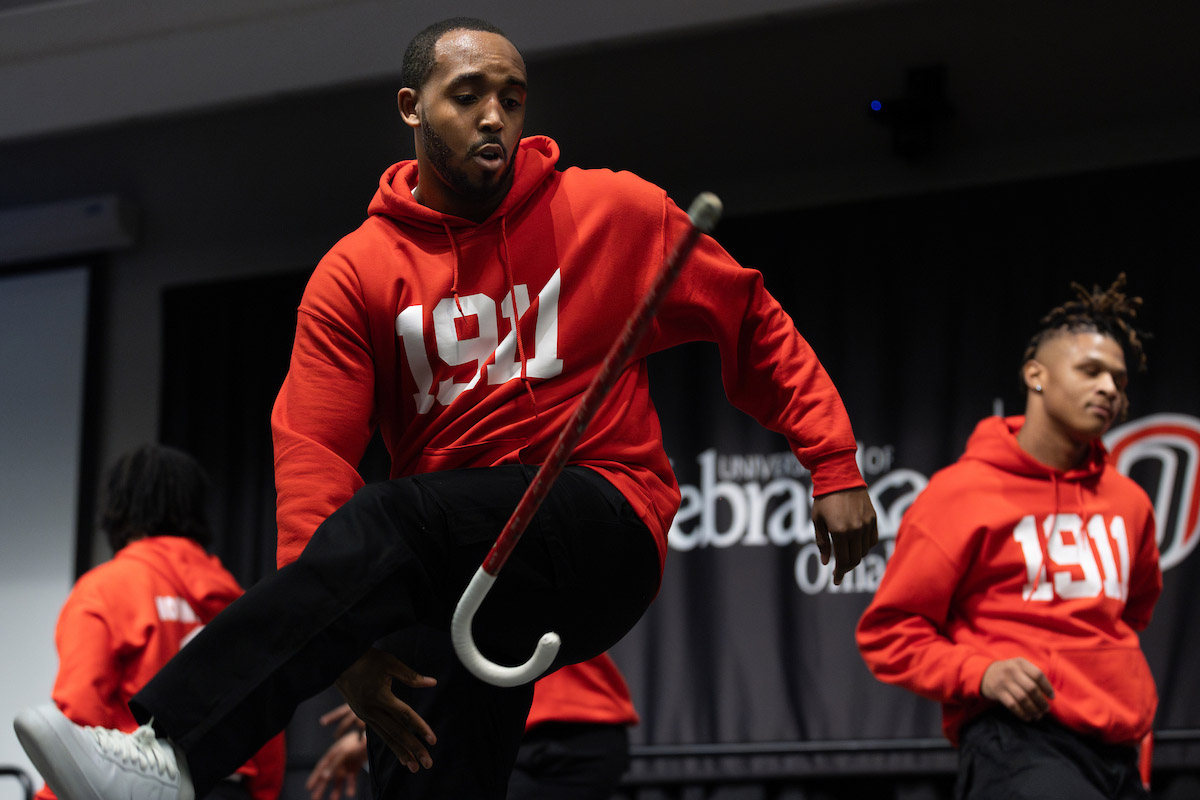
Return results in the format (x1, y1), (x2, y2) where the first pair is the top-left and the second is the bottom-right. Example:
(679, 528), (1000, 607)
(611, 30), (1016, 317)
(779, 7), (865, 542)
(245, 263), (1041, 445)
(525, 654), (638, 732)
(856, 416), (1161, 746)
(38, 536), (285, 800)
(272, 135), (863, 570)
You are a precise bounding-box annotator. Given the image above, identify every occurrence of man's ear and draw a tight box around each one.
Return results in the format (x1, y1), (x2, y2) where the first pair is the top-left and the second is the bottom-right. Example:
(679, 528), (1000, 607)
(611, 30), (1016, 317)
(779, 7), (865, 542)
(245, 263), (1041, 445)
(1022, 359), (1045, 393)
(398, 88), (420, 129)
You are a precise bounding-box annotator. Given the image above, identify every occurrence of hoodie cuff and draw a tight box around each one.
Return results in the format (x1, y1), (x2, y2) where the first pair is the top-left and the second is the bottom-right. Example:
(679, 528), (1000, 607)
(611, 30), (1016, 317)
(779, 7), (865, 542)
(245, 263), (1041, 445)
(806, 449), (866, 497)
(958, 653), (996, 701)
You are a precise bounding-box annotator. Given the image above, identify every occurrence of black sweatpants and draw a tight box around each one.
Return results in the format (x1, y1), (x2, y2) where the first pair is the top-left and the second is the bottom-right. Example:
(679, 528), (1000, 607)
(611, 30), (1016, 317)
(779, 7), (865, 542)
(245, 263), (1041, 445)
(956, 709), (1148, 800)
(130, 465), (660, 800)
(507, 722), (630, 800)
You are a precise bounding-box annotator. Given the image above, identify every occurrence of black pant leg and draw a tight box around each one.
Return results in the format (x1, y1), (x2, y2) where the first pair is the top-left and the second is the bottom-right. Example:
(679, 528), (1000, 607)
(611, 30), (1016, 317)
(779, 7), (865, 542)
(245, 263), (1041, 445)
(364, 624), (535, 800)
(199, 778), (253, 800)
(132, 474), (449, 794)
(956, 710), (1148, 800)
(365, 466), (659, 800)
(131, 465), (659, 800)
(507, 723), (631, 800)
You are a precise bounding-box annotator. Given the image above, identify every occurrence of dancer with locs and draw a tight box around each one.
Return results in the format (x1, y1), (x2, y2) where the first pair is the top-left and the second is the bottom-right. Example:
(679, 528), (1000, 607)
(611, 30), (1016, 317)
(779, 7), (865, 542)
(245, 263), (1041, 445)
(857, 275), (1161, 799)
(16, 17), (877, 800)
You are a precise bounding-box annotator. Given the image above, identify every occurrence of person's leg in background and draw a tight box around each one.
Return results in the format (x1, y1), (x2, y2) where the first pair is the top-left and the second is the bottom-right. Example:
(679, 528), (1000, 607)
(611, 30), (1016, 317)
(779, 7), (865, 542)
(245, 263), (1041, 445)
(956, 710), (1148, 800)
(507, 722), (630, 800)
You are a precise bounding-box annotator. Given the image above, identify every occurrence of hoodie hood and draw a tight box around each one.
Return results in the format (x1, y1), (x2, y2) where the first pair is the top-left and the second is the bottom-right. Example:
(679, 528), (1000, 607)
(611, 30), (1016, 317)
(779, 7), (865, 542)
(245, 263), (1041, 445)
(960, 415), (1108, 483)
(367, 135), (560, 231)
(116, 535), (242, 621)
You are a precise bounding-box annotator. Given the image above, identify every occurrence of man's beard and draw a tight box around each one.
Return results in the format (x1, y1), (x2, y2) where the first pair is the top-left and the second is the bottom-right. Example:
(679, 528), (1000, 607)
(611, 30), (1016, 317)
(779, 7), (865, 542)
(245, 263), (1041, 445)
(421, 111), (515, 204)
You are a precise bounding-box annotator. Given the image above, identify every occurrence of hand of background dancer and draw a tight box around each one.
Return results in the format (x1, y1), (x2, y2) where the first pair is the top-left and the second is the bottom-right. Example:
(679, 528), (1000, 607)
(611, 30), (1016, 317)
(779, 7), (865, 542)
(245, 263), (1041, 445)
(980, 657), (1055, 721)
(334, 647), (438, 773)
(306, 727), (368, 800)
(811, 487), (879, 585)
(319, 703), (366, 739)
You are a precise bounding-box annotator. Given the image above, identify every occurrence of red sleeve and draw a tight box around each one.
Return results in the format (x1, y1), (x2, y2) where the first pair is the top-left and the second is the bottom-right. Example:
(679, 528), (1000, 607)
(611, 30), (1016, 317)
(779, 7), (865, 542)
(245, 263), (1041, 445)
(272, 255), (376, 567)
(50, 585), (139, 732)
(855, 518), (993, 704)
(649, 195), (863, 495)
(1123, 509), (1162, 631)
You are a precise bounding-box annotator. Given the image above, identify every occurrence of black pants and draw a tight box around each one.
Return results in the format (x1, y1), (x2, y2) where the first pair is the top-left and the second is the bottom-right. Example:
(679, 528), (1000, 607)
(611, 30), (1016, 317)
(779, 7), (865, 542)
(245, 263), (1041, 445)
(956, 709), (1148, 800)
(200, 777), (252, 800)
(508, 722), (630, 800)
(130, 465), (660, 800)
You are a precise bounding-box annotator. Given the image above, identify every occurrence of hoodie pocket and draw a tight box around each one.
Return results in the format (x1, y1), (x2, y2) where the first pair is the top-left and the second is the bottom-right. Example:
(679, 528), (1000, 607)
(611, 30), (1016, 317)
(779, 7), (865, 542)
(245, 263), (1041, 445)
(1049, 645), (1158, 744)
(418, 438), (528, 473)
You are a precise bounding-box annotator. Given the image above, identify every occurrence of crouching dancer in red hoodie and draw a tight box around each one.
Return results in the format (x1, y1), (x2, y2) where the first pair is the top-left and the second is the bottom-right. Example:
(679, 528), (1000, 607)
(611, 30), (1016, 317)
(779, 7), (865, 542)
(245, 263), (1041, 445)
(857, 275), (1161, 800)
(14, 16), (878, 800)
(30, 445), (285, 800)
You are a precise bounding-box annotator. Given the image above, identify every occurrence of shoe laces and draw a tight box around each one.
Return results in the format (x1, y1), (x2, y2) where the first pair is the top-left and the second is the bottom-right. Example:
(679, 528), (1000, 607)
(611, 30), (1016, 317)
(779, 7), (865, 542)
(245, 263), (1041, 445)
(88, 724), (179, 780)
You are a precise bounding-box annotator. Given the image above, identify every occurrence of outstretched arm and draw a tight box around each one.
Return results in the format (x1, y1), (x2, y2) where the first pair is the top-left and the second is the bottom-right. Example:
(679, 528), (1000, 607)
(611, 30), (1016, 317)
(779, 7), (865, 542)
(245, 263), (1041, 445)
(650, 194), (874, 575)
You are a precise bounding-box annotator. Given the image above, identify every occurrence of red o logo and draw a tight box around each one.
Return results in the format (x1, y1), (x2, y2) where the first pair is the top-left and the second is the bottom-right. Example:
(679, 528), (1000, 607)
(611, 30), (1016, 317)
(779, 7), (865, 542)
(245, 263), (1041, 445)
(1105, 414), (1200, 571)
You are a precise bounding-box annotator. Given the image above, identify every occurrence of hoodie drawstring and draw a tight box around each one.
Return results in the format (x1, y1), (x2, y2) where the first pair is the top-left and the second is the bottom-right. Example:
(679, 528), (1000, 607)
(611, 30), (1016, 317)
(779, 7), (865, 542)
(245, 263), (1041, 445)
(1030, 473), (1061, 600)
(443, 221), (466, 317)
(498, 216), (538, 416)
(442, 217), (538, 416)
(1029, 473), (1094, 601)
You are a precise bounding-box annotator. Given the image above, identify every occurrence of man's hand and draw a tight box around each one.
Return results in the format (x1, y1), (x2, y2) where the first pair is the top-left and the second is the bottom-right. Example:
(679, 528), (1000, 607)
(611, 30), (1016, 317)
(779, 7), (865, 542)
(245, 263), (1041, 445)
(811, 487), (878, 585)
(981, 657), (1055, 722)
(306, 730), (368, 800)
(335, 648), (437, 773)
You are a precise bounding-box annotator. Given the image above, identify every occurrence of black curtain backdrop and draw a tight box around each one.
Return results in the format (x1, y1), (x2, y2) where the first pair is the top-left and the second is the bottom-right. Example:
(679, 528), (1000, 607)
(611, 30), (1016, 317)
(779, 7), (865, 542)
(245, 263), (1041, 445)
(159, 157), (1200, 799)
(160, 271), (307, 589)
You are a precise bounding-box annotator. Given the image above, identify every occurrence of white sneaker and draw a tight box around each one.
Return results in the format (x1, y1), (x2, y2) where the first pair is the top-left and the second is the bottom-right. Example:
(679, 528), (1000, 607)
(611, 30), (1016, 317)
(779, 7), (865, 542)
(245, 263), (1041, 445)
(13, 704), (195, 800)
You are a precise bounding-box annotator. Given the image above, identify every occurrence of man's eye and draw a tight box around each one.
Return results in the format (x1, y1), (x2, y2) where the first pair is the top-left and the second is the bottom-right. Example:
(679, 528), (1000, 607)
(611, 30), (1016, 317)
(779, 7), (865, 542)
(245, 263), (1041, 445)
(503, 98), (523, 110)
(454, 95), (476, 104)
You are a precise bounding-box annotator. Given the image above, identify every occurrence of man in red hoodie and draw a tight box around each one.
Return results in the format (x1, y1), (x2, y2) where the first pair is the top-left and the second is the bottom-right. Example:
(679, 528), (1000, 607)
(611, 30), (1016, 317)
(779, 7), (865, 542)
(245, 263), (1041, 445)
(857, 275), (1161, 799)
(31, 445), (285, 800)
(16, 17), (877, 800)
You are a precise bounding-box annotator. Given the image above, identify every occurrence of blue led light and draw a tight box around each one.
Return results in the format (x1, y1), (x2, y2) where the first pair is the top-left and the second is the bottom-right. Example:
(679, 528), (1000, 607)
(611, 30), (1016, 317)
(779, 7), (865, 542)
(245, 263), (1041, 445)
(870, 100), (882, 112)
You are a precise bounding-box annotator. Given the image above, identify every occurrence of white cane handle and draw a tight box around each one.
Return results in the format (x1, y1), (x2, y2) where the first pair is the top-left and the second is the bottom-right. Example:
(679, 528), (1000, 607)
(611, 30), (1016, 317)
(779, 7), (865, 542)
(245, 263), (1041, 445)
(450, 567), (561, 687)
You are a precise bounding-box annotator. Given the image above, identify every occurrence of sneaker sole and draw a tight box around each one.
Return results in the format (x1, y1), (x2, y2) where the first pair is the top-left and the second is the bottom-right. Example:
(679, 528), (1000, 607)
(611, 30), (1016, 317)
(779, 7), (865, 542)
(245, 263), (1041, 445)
(13, 705), (104, 800)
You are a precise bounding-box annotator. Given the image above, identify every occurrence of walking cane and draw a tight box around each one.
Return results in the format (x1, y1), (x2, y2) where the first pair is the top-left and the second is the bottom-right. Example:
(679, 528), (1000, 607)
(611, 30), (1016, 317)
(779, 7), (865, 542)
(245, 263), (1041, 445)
(451, 192), (723, 686)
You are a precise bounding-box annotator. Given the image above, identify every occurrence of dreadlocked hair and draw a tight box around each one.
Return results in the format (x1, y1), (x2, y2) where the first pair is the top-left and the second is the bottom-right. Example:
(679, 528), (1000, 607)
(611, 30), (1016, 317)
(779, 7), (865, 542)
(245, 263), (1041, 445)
(101, 444), (213, 552)
(1021, 272), (1149, 376)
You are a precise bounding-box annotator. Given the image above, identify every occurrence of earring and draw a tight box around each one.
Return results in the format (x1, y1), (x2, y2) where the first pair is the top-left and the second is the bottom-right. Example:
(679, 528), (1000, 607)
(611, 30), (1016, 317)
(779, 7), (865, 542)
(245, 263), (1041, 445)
(1035, 384), (1043, 393)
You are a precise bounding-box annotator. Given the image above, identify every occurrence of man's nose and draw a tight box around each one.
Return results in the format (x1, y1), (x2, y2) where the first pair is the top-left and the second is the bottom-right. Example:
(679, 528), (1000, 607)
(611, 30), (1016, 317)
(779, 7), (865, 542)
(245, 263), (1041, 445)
(479, 97), (503, 130)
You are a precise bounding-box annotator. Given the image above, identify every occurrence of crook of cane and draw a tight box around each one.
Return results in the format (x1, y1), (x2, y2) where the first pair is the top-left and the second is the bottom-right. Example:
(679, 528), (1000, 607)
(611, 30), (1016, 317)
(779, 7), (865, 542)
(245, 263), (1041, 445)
(451, 192), (724, 687)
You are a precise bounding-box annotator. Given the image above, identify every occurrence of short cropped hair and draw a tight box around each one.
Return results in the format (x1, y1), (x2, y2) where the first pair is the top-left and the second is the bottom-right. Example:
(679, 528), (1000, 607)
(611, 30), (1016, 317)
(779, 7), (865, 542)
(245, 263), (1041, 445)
(100, 444), (212, 552)
(401, 17), (513, 91)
